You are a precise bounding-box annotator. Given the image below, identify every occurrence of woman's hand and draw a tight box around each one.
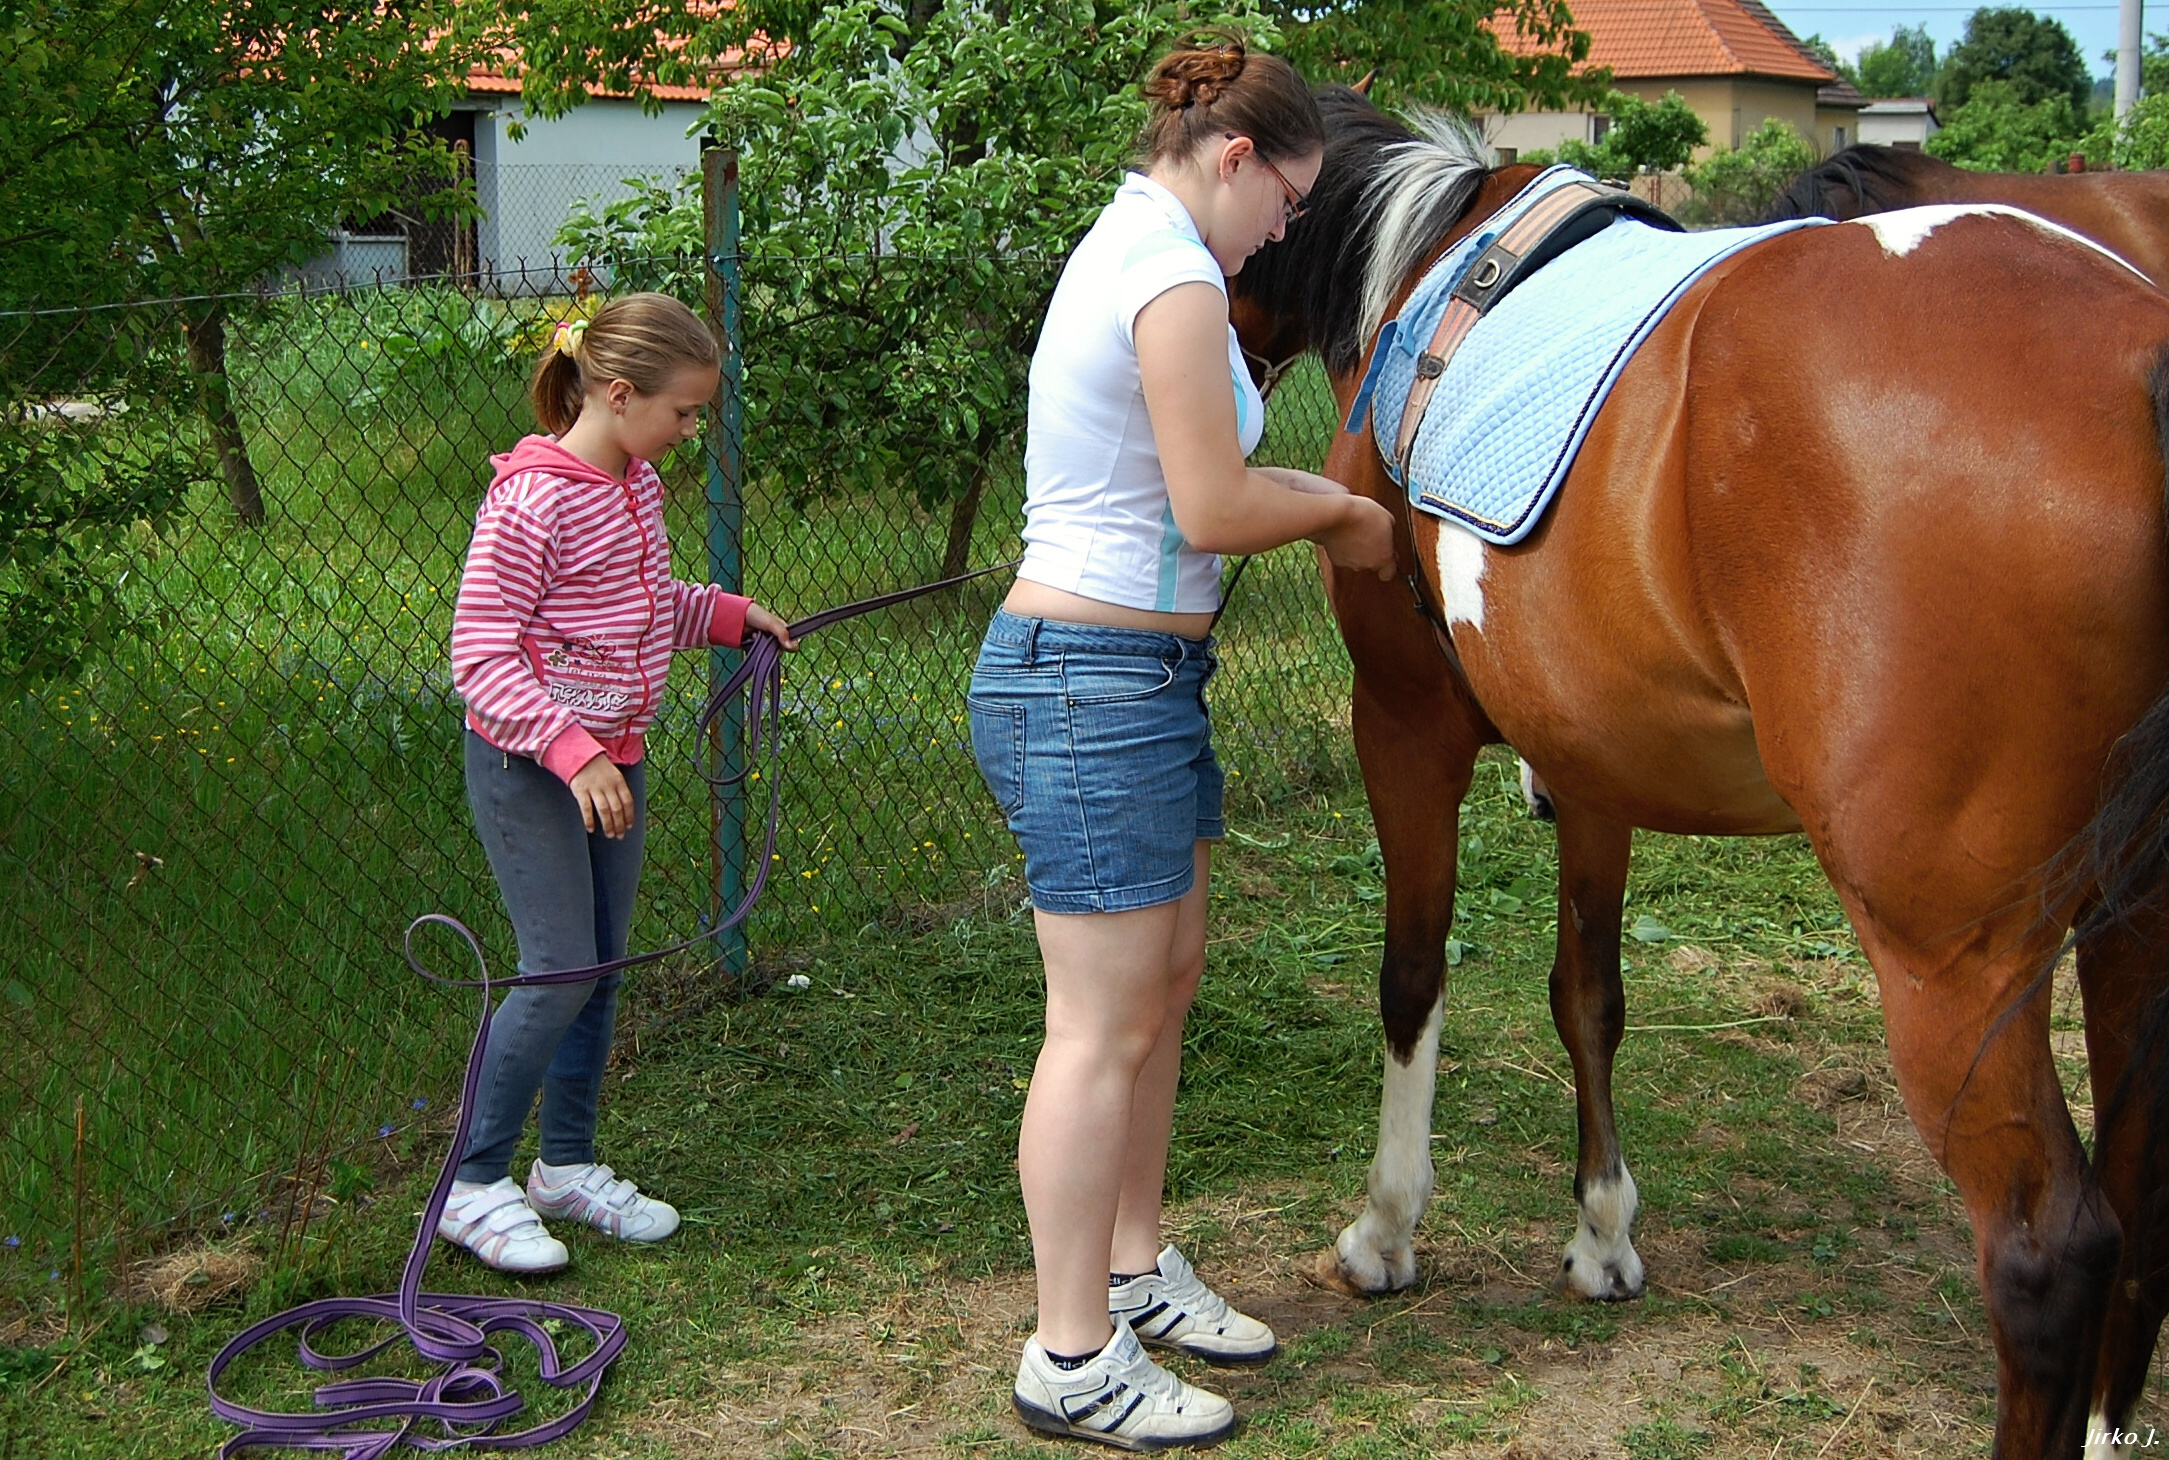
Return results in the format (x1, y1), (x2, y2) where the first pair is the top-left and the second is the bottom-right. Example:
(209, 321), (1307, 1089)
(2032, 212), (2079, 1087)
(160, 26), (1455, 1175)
(745, 602), (799, 650)
(1313, 494), (1398, 580)
(570, 754), (636, 838)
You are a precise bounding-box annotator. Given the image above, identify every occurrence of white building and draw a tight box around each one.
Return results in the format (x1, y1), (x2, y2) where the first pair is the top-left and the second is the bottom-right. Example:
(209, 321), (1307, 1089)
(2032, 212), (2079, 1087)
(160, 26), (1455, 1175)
(304, 59), (732, 293)
(460, 70), (711, 292)
(1856, 99), (1940, 150)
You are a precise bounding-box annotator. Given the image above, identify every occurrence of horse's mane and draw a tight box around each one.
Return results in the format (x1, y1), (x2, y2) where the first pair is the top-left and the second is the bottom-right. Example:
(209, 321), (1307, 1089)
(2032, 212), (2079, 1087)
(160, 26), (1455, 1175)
(1231, 89), (1494, 377)
(1763, 144), (1964, 223)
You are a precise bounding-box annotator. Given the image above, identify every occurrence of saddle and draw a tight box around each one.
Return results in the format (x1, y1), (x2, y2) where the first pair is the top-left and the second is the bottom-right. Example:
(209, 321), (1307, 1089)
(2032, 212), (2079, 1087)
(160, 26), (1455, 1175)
(1350, 173), (1680, 484)
(1348, 167), (1824, 546)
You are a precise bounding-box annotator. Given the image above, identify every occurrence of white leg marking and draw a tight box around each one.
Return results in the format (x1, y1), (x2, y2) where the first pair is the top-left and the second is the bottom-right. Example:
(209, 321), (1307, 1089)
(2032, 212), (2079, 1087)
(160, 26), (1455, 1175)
(1336, 998), (1444, 1292)
(1560, 1163), (1645, 1301)
(1517, 757), (1555, 819)
(1432, 522), (1487, 632)
(1853, 205), (2151, 281)
(2085, 1408), (2140, 1458)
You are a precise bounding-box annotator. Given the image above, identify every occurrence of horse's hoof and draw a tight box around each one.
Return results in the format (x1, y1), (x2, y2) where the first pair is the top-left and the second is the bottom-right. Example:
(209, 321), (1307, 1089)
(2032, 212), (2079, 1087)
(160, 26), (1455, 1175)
(1303, 1247), (1396, 1297)
(1558, 1250), (1645, 1303)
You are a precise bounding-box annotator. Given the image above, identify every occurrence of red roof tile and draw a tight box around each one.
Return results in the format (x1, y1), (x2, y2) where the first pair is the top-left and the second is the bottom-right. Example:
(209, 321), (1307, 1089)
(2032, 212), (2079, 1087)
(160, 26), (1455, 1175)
(1494, 0), (1836, 84)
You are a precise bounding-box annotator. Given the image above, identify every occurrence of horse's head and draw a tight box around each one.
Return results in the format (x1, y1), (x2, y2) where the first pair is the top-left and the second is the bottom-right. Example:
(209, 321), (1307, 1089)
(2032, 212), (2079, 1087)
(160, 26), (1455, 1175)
(1228, 89), (1539, 406)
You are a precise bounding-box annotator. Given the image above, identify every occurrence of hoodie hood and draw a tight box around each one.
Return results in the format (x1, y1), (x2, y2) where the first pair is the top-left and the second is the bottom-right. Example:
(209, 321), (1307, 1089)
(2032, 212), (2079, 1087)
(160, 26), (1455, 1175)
(488, 434), (626, 491)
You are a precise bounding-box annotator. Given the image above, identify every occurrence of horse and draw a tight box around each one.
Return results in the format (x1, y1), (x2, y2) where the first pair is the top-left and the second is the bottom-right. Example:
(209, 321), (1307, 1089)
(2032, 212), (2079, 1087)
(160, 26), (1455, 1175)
(1230, 89), (2169, 1457)
(1768, 143), (2169, 284)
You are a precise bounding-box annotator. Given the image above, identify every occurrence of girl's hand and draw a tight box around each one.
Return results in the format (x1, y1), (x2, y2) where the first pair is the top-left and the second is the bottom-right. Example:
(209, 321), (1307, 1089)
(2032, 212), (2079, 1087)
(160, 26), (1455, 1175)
(745, 602), (799, 650)
(1314, 495), (1398, 581)
(571, 754), (635, 838)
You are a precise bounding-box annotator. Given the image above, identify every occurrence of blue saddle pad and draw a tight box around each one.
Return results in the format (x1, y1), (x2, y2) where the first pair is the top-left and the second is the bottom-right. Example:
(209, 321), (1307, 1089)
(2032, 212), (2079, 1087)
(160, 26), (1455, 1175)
(1361, 169), (1824, 544)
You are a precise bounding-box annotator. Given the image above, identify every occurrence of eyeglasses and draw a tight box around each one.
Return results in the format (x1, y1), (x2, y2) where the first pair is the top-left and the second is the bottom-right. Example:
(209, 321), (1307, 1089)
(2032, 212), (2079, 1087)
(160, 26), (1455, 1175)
(1227, 134), (1310, 226)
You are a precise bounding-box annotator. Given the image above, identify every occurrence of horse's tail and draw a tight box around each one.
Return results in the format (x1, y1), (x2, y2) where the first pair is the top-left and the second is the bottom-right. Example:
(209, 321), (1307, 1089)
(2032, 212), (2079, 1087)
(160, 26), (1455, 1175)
(2076, 342), (2169, 1155)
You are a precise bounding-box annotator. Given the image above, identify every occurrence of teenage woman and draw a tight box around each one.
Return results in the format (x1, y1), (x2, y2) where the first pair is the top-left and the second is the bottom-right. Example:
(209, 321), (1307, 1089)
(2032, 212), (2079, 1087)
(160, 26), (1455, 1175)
(968, 39), (1397, 1452)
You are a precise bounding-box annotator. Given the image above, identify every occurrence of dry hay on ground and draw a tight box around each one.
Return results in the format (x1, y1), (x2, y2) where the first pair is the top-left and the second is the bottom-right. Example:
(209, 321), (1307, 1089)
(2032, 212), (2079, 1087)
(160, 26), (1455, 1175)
(124, 1242), (260, 1314)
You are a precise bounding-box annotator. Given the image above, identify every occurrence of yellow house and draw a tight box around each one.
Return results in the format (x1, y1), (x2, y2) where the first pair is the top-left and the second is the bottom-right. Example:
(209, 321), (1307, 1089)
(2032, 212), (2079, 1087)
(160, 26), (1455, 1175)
(1486, 0), (1865, 162)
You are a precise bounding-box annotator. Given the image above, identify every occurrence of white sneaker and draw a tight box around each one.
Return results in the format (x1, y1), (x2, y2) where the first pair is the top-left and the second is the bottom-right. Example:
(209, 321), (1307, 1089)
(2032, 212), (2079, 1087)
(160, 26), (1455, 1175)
(437, 1178), (570, 1274)
(1110, 1246), (1277, 1365)
(525, 1161), (681, 1242)
(1013, 1316), (1234, 1451)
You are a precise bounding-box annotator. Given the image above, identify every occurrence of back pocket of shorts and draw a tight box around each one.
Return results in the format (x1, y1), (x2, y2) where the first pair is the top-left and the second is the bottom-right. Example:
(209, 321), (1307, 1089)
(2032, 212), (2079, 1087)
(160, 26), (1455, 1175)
(966, 697), (1026, 817)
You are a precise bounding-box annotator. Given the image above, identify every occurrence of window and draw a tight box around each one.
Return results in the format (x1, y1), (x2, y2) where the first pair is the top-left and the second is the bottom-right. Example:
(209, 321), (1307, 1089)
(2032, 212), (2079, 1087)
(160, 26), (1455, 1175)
(1834, 126), (1847, 149)
(1496, 146), (1519, 164)
(1592, 115), (1612, 143)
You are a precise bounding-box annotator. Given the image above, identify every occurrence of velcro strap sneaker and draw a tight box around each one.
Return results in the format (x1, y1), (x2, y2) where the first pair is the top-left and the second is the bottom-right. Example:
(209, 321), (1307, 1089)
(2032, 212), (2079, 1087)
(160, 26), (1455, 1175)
(436, 1178), (570, 1275)
(526, 1161), (681, 1242)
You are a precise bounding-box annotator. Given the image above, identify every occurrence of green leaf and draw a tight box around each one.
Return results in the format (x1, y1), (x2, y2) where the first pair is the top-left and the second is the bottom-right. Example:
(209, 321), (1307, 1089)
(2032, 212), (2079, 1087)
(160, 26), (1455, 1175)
(1629, 915), (1672, 944)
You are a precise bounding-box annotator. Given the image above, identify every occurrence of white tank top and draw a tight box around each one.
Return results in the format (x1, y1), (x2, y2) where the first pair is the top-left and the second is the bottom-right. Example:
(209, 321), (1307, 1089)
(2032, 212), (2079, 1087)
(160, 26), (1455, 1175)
(1018, 173), (1267, 614)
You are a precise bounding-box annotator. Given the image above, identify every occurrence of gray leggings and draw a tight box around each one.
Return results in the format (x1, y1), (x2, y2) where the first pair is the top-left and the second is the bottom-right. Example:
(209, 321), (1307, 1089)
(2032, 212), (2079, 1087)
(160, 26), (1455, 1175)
(456, 730), (647, 1183)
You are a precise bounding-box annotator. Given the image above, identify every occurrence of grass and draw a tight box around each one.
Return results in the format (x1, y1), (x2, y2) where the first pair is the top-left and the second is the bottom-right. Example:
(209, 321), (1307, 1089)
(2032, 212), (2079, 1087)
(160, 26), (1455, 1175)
(0, 290), (1355, 1307)
(10, 747), (2148, 1456)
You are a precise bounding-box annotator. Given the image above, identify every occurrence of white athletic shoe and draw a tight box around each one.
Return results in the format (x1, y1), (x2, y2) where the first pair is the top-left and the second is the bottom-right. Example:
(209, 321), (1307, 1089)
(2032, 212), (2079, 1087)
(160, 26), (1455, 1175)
(1110, 1246), (1277, 1365)
(1013, 1317), (1235, 1452)
(437, 1178), (570, 1274)
(525, 1161), (681, 1242)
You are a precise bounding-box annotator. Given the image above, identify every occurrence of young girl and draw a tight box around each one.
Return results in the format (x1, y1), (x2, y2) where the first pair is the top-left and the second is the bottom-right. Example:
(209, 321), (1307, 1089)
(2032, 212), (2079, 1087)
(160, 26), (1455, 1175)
(443, 292), (796, 1274)
(969, 40), (1395, 1451)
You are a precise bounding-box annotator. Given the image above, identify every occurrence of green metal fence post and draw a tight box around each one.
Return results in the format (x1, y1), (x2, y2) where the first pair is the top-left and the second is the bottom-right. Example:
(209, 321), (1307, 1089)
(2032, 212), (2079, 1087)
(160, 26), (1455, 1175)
(702, 139), (748, 982)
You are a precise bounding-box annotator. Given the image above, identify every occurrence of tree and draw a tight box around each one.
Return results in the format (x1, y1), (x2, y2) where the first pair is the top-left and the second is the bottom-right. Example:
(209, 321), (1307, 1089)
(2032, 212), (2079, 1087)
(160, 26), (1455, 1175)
(1681, 117), (1815, 224)
(1798, 33), (1855, 88)
(1927, 78), (2082, 171)
(0, 0), (477, 525)
(1267, 0), (1610, 112)
(561, 0), (1289, 576)
(1554, 90), (1707, 179)
(1855, 24), (1938, 98)
(492, 0), (1611, 122)
(1935, 7), (2092, 114)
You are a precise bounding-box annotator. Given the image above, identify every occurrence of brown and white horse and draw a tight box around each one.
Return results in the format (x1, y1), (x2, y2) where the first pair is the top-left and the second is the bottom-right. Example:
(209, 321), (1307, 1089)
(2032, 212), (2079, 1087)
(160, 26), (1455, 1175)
(1232, 92), (2169, 1458)
(1769, 143), (2169, 285)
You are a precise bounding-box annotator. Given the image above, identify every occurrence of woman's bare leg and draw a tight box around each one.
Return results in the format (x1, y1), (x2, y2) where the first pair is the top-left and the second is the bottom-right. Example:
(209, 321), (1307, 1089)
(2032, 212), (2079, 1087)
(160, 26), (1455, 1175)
(1110, 843), (1212, 1275)
(1019, 853), (1207, 1356)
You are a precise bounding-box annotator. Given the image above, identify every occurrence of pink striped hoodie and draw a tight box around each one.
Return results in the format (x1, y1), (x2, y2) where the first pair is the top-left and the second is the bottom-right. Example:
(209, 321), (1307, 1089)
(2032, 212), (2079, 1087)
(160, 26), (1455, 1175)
(452, 435), (751, 785)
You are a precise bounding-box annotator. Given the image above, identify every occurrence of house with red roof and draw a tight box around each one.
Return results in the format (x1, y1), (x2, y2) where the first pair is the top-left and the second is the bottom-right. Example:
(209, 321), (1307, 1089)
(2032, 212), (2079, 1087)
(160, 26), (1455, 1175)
(1485, 0), (1866, 164)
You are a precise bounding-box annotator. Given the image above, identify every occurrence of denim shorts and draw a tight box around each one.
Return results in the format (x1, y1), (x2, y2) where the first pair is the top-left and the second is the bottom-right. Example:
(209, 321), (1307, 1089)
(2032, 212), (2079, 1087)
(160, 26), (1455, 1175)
(967, 609), (1224, 914)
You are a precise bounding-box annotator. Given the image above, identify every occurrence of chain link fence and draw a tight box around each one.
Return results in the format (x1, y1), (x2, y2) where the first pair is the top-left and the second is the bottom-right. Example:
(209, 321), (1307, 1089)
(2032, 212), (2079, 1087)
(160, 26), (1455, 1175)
(0, 252), (1355, 1311)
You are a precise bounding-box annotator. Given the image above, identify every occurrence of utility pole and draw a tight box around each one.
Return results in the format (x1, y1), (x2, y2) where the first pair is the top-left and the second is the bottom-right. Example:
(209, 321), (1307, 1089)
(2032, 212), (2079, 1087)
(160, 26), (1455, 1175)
(2118, 0), (2145, 118)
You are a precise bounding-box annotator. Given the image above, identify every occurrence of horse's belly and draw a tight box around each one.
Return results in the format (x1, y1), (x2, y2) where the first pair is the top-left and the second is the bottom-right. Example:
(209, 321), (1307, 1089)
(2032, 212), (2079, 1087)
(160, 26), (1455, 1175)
(1420, 513), (1801, 835)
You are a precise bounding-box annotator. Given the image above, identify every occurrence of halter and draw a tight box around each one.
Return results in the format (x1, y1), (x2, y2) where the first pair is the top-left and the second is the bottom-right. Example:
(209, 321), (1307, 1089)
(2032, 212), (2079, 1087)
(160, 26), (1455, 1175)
(1241, 346), (1304, 402)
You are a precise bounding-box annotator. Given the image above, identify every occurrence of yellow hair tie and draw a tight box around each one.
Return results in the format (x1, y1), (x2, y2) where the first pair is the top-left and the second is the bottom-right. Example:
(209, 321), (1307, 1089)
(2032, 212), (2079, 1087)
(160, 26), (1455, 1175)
(552, 319), (588, 357)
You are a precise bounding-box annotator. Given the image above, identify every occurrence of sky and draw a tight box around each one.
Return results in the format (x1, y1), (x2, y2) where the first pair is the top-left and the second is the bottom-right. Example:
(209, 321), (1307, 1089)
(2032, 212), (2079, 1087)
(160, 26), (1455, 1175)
(1761, 0), (2134, 82)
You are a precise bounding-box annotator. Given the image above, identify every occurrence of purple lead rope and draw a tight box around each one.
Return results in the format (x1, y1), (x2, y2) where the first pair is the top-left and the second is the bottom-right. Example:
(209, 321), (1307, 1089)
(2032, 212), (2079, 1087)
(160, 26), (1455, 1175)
(207, 561), (1016, 1457)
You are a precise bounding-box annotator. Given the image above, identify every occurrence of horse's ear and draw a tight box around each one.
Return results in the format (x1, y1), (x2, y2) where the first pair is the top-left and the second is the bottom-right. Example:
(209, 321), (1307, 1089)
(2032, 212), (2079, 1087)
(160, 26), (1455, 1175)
(1352, 68), (1378, 96)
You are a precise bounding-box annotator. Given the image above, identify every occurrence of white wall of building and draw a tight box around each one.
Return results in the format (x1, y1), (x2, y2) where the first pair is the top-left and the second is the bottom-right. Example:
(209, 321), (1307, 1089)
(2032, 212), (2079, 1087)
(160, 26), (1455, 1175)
(471, 97), (709, 291)
(1483, 111), (1605, 161)
(1857, 101), (1939, 149)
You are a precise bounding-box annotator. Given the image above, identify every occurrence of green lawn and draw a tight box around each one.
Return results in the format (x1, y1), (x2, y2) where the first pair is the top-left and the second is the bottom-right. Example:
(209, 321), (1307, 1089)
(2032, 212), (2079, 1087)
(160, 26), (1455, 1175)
(7, 749), (2136, 1457)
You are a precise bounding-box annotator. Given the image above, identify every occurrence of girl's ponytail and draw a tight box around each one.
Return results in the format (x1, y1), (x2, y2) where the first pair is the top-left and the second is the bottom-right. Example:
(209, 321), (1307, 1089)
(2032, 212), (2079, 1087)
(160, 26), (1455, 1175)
(526, 294), (721, 437)
(529, 333), (587, 437)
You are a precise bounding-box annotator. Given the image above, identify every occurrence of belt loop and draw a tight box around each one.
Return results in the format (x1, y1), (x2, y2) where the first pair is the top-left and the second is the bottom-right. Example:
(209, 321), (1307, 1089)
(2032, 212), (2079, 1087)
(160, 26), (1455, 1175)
(1023, 616), (1042, 666)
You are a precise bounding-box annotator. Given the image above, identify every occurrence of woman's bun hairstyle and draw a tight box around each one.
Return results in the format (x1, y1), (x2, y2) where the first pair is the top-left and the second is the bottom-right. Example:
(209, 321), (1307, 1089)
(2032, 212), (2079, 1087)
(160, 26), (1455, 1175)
(1140, 33), (1323, 166)
(528, 291), (721, 437)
